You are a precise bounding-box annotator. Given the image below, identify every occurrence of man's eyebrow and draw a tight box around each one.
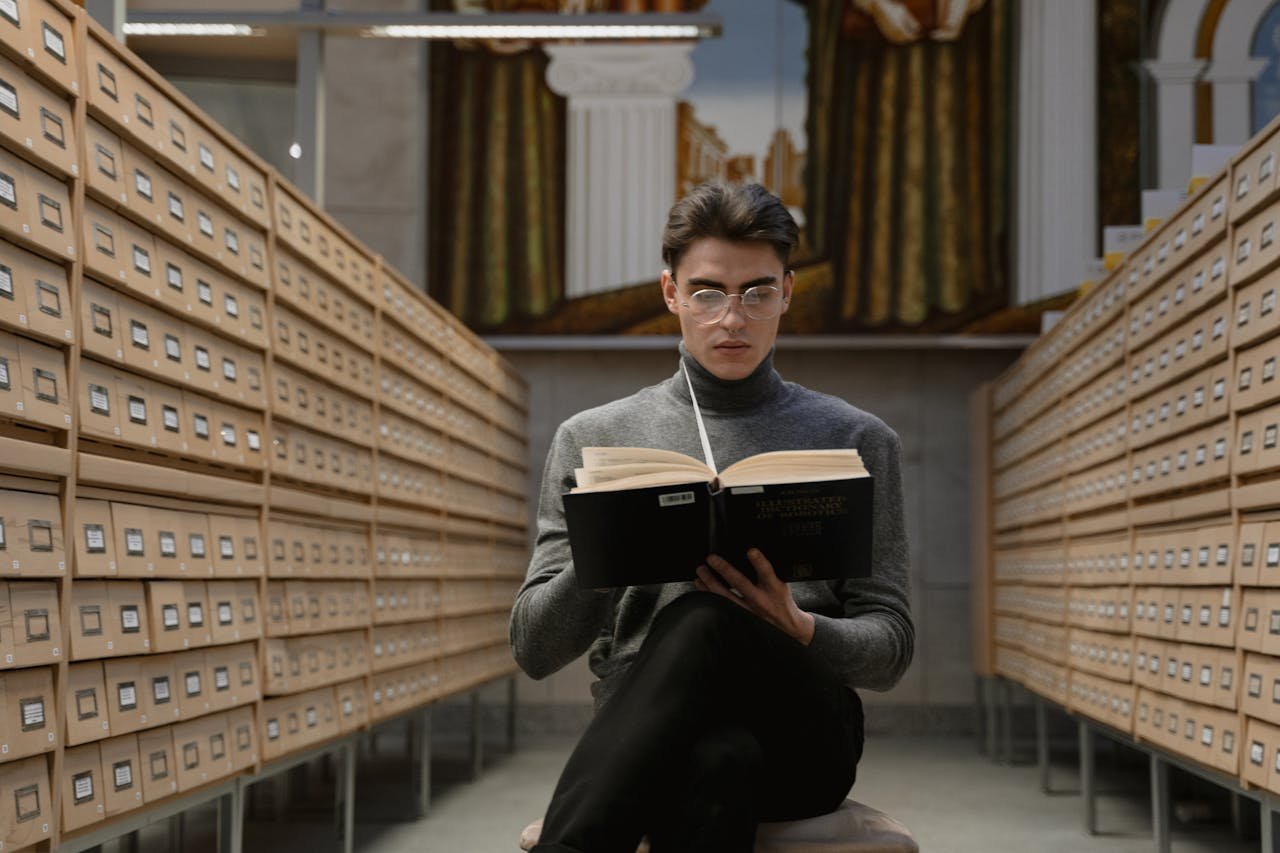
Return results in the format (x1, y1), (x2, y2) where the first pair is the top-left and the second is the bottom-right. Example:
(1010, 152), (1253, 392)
(683, 275), (778, 290)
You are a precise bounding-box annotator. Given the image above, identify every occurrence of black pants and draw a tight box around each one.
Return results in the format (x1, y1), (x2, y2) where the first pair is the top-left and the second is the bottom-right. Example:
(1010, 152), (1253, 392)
(533, 592), (865, 853)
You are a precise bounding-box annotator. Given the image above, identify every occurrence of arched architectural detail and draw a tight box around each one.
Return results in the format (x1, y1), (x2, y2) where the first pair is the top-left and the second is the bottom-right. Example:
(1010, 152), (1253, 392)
(1205, 0), (1273, 143)
(1147, 0), (1210, 188)
(1015, 0), (1097, 304)
(1157, 0), (1211, 57)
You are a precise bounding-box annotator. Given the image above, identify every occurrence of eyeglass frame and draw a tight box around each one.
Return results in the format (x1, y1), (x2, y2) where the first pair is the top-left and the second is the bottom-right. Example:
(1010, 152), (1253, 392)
(671, 273), (793, 325)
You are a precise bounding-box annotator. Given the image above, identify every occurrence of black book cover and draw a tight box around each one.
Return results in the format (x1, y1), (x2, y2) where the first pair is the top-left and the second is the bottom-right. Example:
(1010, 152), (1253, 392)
(564, 476), (874, 588)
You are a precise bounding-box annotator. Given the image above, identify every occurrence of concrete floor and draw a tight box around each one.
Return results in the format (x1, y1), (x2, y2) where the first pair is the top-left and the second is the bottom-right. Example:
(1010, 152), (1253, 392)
(119, 730), (1266, 851)
(349, 733), (1261, 852)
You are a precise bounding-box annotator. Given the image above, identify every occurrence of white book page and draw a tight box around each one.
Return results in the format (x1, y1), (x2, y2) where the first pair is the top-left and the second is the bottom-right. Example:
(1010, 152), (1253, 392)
(581, 446), (709, 471)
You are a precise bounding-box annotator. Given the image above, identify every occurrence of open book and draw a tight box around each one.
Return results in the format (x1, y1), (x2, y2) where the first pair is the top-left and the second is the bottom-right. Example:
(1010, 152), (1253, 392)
(563, 446), (874, 588)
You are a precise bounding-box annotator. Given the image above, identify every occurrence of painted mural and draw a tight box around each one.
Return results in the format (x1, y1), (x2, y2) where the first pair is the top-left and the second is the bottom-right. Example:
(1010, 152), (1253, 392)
(426, 0), (1013, 334)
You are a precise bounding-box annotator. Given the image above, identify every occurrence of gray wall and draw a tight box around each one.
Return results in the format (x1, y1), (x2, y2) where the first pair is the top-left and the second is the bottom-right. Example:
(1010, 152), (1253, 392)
(323, 0), (428, 287)
(497, 343), (1021, 733)
(160, 2), (432, 288)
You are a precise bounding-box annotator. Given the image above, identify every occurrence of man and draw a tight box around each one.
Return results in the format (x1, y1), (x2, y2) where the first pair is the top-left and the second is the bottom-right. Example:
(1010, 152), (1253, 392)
(511, 182), (913, 852)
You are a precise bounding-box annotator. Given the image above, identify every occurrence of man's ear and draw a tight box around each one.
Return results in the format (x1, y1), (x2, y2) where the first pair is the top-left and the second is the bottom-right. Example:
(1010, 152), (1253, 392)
(661, 269), (680, 315)
(781, 269), (795, 313)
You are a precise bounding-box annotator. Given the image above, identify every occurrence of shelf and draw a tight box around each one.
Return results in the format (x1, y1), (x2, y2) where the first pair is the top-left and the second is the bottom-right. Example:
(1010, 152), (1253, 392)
(78, 451), (265, 505)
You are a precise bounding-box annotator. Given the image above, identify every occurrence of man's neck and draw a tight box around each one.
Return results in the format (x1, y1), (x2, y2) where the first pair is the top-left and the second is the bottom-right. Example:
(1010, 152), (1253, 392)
(676, 343), (782, 413)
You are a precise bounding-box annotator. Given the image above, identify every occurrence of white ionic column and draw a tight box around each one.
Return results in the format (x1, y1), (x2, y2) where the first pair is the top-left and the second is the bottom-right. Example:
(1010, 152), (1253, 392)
(1016, 0), (1097, 305)
(1204, 57), (1270, 145)
(544, 44), (694, 299)
(1143, 59), (1206, 190)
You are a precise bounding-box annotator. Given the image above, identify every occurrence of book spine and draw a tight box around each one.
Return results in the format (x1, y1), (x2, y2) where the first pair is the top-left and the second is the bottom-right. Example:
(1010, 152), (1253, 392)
(708, 487), (726, 563)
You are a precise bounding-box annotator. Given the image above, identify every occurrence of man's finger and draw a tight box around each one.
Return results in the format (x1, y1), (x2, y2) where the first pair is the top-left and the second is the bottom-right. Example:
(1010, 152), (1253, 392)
(706, 555), (771, 610)
(705, 554), (750, 589)
(696, 565), (750, 610)
(746, 548), (780, 586)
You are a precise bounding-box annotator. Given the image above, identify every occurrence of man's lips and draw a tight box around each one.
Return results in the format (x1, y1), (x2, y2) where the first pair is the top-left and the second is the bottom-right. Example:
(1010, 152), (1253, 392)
(714, 340), (750, 349)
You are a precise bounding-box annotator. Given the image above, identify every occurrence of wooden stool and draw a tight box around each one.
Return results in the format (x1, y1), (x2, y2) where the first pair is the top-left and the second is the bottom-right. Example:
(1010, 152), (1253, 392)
(519, 799), (919, 852)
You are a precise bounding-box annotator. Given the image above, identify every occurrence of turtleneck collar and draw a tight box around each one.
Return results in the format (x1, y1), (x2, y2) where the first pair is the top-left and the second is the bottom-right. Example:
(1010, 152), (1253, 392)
(671, 342), (785, 413)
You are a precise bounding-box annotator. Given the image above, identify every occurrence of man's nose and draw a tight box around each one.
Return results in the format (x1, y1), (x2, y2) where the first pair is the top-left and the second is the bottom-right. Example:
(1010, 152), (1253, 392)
(719, 295), (749, 328)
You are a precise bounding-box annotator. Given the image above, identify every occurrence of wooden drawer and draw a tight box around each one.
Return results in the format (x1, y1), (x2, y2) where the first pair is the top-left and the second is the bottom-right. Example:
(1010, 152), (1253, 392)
(1234, 335), (1280, 413)
(1234, 127), (1280, 223)
(1229, 198), (1280, 287)
(0, 236), (71, 344)
(1128, 302), (1230, 400)
(1236, 404), (1280, 479)
(1232, 272), (1279, 351)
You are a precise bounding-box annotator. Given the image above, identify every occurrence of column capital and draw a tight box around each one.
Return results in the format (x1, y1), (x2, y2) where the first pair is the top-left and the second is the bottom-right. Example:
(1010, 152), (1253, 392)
(543, 43), (695, 98)
(1141, 58), (1207, 84)
(1203, 56), (1269, 84)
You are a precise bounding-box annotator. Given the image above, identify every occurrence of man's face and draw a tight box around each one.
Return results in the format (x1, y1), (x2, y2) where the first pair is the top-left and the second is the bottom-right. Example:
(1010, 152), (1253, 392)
(661, 237), (793, 381)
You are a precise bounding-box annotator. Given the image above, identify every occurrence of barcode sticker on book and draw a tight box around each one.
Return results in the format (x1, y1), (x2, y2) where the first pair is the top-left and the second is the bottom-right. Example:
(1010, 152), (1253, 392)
(659, 492), (695, 507)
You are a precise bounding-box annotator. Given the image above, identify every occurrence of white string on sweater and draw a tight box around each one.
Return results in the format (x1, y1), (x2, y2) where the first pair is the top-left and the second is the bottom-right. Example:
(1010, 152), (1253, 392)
(681, 361), (717, 473)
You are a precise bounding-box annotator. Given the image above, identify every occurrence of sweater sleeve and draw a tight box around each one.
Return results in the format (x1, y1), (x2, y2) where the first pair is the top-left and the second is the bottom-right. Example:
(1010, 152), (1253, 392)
(807, 424), (915, 691)
(509, 420), (616, 680)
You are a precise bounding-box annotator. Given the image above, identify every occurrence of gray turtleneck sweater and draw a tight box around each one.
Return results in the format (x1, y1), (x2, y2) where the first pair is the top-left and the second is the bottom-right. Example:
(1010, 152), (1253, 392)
(510, 346), (914, 709)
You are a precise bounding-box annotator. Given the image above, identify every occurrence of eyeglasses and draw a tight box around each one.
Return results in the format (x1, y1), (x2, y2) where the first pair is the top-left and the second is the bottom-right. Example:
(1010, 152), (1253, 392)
(676, 281), (785, 325)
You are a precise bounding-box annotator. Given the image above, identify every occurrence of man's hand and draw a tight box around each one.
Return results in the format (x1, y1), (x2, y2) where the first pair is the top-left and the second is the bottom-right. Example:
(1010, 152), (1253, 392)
(694, 550), (817, 646)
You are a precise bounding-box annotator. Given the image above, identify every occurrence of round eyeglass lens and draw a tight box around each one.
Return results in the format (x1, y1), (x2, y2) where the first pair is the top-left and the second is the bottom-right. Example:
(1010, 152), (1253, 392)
(686, 286), (782, 323)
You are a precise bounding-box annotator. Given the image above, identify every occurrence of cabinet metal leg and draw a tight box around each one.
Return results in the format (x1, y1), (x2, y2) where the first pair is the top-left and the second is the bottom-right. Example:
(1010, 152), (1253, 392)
(1036, 697), (1050, 793)
(984, 677), (998, 759)
(508, 675), (518, 753)
(271, 773), (289, 820)
(216, 781), (244, 853)
(1150, 753), (1171, 853)
(469, 690), (484, 781)
(1000, 679), (1015, 764)
(171, 813), (186, 850)
(334, 742), (356, 853)
(291, 762), (311, 803)
(1079, 720), (1096, 835)
(973, 674), (985, 755)
(1263, 794), (1279, 853)
(413, 708), (432, 819)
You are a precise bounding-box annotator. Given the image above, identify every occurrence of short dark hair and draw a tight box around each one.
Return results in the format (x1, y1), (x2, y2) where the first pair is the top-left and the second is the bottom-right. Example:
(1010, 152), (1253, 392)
(661, 182), (798, 273)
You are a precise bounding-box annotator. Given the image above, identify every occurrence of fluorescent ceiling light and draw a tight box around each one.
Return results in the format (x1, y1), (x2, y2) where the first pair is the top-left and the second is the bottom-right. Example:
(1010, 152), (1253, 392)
(122, 23), (261, 37)
(366, 23), (708, 39)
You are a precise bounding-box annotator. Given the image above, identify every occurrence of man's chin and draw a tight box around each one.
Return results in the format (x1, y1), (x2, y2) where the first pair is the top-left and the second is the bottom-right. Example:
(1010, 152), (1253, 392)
(706, 349), (758, 380)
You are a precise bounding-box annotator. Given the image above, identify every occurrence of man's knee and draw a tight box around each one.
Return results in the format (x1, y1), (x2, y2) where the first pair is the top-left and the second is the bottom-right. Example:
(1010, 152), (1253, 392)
(687, 726), (763, 786)
(648, 727), (763, 848)
(650, 592), (748, 646)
